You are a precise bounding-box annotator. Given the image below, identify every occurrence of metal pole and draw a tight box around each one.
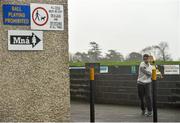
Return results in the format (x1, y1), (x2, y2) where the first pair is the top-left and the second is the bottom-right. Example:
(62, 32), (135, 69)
(152, 69), (157, 122)
(90, 67), (95, 122)
(90, 80), (95, 122)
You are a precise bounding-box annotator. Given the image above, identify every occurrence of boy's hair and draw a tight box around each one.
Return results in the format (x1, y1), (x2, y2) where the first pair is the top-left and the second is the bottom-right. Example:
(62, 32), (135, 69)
(143, 54), (149, 58)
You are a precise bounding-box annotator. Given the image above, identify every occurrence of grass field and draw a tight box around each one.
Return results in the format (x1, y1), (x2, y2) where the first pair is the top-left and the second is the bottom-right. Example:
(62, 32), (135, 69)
(69, 61), (180, 66)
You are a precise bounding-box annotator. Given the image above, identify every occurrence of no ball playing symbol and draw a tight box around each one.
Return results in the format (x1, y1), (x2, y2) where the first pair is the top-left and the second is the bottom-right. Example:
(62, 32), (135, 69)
(32, 7), (49, 26)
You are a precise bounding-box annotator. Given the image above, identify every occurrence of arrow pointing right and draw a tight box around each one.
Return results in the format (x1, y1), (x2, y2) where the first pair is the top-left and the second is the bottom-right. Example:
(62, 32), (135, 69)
(10, 33), (41, 48)
(31, 33), (41, 48)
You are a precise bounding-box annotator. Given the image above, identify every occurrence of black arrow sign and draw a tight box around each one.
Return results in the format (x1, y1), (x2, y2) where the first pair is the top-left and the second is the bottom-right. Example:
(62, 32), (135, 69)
(10, 33), (41, 48)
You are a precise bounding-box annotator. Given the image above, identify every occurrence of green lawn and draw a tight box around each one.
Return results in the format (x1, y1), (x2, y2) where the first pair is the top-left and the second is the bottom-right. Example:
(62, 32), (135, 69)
(69, 61), (180, 67)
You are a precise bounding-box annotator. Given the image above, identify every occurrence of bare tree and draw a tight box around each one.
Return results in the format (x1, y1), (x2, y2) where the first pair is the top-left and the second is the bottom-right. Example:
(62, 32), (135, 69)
(141, 42), (171, 61)
(153, 42), (171, 61)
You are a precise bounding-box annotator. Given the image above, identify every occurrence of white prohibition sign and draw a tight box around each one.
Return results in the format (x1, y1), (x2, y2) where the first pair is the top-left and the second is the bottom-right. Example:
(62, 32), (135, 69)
(31, 3), (64, 30)
(32, 7), (49, 26)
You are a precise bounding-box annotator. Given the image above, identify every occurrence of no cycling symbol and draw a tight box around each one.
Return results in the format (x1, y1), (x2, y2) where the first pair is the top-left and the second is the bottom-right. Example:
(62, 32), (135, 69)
(32, 7), (49, 26)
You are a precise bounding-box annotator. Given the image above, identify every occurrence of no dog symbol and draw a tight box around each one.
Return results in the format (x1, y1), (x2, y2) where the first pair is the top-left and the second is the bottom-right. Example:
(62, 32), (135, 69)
(32, 7), (49, 26)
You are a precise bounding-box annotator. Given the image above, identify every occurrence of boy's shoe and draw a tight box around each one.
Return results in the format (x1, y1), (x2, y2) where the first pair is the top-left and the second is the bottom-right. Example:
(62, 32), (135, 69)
(145, 111), (152, 117)
(141, 110), (146, 115)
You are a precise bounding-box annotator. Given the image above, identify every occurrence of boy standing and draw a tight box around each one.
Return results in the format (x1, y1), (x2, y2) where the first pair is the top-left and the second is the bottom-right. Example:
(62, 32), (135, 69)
(137, 54), (153, 116)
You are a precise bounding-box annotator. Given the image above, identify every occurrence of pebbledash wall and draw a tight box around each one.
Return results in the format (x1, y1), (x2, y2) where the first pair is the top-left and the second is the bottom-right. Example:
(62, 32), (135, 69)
(0, 0), (70, 122)
(70, 66), (180, 107)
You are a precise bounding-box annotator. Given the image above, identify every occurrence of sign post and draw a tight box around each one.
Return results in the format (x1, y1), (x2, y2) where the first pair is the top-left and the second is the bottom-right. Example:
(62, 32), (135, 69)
(85, 63), (100, 122)
(152, 68), (158, 122)
(90, 65), (95, 122)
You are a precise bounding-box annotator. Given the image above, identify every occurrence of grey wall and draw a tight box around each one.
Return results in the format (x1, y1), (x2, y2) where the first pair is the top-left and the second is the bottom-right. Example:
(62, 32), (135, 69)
(70, 66), (180, 107)
(0, 0), (70, 121)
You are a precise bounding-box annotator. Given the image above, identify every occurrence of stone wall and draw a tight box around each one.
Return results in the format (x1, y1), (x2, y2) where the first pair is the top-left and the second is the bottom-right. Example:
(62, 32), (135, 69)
(0, 0), (70, 121)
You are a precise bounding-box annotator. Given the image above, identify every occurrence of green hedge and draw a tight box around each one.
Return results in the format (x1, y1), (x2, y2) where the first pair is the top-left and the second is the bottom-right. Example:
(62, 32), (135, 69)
(69, 61), (180, 67)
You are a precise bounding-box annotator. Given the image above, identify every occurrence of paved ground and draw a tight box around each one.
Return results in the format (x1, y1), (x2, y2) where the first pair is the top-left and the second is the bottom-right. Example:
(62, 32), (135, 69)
(71, 101), (180, 122)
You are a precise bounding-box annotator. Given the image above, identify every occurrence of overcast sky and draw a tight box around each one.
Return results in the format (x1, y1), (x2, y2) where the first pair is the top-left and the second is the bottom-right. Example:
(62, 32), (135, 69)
(69, 0), (180, 60)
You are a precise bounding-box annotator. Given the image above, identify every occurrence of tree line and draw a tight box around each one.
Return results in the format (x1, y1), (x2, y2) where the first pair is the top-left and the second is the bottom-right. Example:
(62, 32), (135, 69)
(70, 41), (172, 62)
